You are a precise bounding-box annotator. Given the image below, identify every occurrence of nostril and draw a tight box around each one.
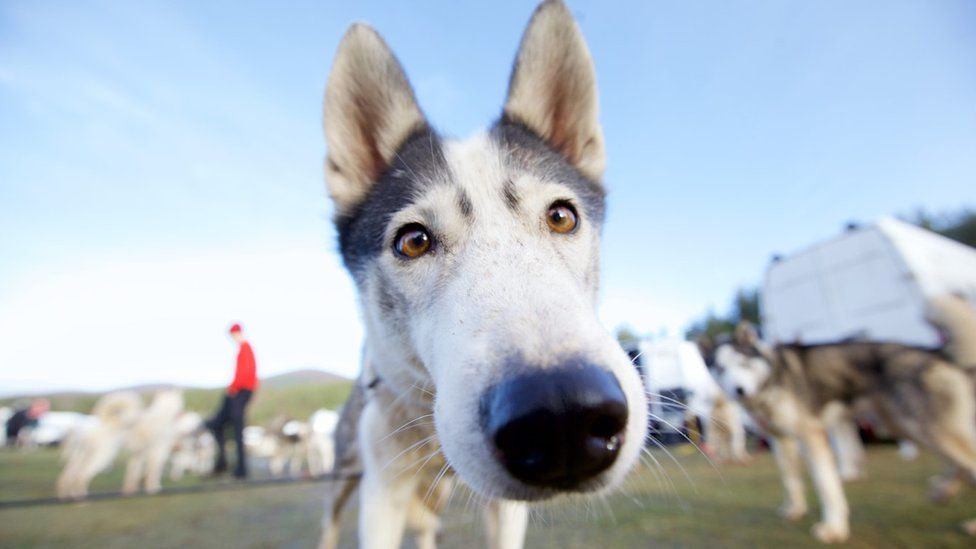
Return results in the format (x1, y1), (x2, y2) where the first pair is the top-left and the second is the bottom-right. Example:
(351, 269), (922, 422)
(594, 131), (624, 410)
(482, 365), (629, 490)
(589, 404), (627, 439)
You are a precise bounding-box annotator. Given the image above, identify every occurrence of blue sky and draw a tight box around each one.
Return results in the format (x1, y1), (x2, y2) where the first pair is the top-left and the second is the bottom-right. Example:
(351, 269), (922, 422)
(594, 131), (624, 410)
(1, 1), (974, 392)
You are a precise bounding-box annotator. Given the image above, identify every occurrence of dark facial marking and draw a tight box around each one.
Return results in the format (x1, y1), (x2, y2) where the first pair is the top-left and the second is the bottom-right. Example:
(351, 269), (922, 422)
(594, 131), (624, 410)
(491, 117), (605, 224)
(335, 126), (449, 277)
(502, 179), (520, 211)
(376, 270), (407, 317)
(457, 188), (473, 219)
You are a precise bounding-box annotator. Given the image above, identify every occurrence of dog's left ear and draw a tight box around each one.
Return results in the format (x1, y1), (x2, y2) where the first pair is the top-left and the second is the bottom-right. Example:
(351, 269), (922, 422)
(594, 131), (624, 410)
(503, 0), (605, 181)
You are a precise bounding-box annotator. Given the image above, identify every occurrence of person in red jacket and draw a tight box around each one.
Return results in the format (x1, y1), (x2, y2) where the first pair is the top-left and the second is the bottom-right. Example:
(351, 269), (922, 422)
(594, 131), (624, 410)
(206, 323), (259, 478)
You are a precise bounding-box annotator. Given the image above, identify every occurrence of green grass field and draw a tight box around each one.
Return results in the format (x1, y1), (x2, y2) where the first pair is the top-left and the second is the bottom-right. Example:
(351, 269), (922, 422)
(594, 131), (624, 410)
(2, 444), (975, 548)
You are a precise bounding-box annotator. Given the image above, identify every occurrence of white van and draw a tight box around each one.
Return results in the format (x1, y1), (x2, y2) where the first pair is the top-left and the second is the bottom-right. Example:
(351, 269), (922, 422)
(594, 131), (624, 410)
(761, 217), (976, 347)
(636, 339), (721, 441)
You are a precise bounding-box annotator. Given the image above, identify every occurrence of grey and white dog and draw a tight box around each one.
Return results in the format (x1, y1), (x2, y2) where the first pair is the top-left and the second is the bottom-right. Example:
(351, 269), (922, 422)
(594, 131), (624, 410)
(317, 2), (649, 547)
(712, 306), (976, 544)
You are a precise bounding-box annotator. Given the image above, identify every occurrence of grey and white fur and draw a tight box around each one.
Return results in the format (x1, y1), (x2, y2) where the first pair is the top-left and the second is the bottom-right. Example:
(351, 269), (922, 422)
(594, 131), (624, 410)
(711, 308), (976, 543)
(316, 2), (649, 548)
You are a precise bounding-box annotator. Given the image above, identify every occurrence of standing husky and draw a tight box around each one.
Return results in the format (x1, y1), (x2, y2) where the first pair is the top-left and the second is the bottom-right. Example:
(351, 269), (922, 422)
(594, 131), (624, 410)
(56, 389), (185, 499)
(713, 309), (976, 543)
(317, 1), (649, 547)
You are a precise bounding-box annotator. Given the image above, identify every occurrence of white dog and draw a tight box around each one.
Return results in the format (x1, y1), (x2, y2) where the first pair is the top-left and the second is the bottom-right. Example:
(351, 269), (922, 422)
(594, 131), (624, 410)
(317, 1), (649, 547)
(307, 409), (339, 477)
(56, 389), (184, 498)
(712, 314), (976, 543)
(265, 416), (310, 478)
(169, 411), (216, 481)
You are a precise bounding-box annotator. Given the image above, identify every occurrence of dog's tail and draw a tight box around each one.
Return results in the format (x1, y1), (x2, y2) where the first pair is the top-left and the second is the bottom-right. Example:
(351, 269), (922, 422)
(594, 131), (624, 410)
(92, 391), (144, 429)
(926, 294), (976, 369)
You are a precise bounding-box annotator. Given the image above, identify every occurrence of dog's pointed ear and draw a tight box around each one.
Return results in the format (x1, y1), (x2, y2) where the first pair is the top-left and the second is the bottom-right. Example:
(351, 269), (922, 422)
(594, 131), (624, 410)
(503, 0), (605, 181)
(733, 321), (760, 348)
(324, 24), (426, 217)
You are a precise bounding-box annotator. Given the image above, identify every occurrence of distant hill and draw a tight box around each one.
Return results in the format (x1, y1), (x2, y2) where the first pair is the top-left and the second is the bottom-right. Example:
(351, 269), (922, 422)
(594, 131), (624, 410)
(261, 369), (349, 389)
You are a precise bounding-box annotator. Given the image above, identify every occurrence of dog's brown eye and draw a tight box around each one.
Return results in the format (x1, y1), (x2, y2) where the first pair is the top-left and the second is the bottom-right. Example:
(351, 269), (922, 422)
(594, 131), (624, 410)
(394, 224), (432, 259)
(546, 202), (578, 234)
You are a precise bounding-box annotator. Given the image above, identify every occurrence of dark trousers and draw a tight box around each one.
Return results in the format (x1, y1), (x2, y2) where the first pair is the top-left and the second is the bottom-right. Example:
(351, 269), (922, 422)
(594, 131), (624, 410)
(207, 390), (252, 477)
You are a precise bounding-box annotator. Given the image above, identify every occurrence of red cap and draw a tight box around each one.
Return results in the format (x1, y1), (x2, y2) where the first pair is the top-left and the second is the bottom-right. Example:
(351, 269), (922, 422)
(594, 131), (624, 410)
(229, 323), (243, 334)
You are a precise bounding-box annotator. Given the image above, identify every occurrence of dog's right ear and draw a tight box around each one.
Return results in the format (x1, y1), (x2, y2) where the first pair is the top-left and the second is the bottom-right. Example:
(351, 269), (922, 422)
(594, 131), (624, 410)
(733, 321), (760, 348)
(323, 24), (426, 217)
(503, 0), (605, 182)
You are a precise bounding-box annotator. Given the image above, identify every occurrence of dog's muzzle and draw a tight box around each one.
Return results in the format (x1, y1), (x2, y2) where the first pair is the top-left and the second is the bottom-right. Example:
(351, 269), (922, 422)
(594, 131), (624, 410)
(480, 365), (628, 490)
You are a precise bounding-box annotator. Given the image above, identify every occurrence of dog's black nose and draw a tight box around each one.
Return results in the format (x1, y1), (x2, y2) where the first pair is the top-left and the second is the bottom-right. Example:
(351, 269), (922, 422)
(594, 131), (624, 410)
(481, 366), (628, 489)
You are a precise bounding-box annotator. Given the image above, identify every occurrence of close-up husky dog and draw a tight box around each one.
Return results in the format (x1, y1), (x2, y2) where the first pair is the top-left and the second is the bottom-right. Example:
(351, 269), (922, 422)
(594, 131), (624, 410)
(317, 1), (649, 547)
(711, 302), (976, 544)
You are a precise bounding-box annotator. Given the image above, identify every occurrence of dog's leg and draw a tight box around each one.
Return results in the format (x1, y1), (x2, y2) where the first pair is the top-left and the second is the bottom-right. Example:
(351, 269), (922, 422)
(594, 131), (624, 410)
(484, 499), (528, 549)
(169, 450), (184, 482)
(270, 449), (285, 477)
(921, 366), (976, 511)
(308, 441), (321, 477)
(357, 399), (416, 549)
(122, 453), (145, 495)
(409, 474), (453, 549)
(829, 421), (865, 482)
(929, 464), (966, 503)
(76, 435), (122, 498)
(144, 443), (170, 494)
(800, 426), (850, 543)
(730, 410), (748, 462)
(293, 443), (306, 476)
(323, 439), (336, 474)
(413, 524), (437, 549)
(408, 498), (441, 549)
(56, 436), (85, 499)
(319, 380), (368, 549)
(925, 401), (976, 537)
(56, 454), (80, 499)
(770, 436), (807, 521)
(359, 469), (412, 549)
(317, 475), (360, 549)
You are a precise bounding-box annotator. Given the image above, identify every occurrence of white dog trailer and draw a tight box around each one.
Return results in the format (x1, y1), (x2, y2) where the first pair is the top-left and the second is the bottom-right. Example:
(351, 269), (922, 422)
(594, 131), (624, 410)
(762, 217), (976, 347)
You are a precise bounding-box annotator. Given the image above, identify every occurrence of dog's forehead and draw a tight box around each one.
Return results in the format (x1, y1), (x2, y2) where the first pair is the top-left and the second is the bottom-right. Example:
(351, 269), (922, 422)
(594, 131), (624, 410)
(489, 120), (605, 220)
(337, 122), (605, 277)
(441, 124), (604, 222)
(731, 342), (763, 359)
(718, 344), (750, 367)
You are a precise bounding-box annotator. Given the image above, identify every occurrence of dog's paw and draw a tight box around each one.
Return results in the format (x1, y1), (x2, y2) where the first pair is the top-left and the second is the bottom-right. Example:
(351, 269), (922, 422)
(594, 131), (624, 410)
(928, 475), (962, 504)
(778, 502), (808, 521)
(961, 518), (976, 536)
(811, 522), (849, 544)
